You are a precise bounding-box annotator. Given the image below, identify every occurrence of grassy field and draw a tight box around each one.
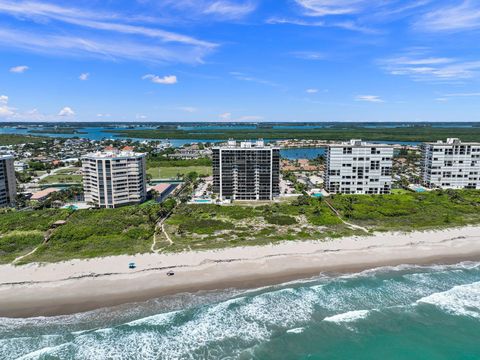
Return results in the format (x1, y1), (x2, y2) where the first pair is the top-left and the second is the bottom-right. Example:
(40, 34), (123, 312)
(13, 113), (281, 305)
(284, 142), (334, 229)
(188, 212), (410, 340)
(39, 168), (82, 184)
(147, 166), (211, 179)
(39, 174), (82, 184)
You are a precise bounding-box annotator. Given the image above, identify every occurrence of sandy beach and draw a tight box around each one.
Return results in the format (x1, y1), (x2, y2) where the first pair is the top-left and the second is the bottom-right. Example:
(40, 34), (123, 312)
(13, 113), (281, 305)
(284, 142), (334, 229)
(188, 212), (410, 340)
(1, 226), (480, 318)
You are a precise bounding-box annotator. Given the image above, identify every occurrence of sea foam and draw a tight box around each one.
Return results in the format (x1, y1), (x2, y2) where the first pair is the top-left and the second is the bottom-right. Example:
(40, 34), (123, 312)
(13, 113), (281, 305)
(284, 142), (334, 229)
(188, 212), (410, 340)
(323, 310), (370, 324)
(417, 281), (480, 319)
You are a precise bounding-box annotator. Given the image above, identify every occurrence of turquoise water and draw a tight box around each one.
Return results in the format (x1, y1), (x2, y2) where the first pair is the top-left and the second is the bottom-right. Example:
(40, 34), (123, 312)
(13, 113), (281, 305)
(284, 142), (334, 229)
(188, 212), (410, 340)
(1, 262), (480, 359)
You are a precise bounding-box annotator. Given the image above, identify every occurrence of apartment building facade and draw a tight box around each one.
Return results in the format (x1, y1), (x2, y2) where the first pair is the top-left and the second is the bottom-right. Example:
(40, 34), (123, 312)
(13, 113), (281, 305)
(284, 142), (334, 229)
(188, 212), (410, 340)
(82, 150), (147, 208)
(421, 138), (480, 189)
(0, 155), (16, 207)
(325, 139), (393, 194)
(212, 140), (280, 200)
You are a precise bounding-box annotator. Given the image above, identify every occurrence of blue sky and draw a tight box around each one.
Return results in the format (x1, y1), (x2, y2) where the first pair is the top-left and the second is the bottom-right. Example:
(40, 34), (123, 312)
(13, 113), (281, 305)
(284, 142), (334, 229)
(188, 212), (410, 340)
(1, 0), (480, 122)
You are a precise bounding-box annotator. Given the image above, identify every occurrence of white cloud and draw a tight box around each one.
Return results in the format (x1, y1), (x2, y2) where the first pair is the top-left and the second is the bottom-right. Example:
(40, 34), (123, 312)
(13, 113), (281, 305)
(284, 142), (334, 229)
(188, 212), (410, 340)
(230, 71), (280, 88)
(97, 113), (111, 117)
(136, 114), (148, 120)
(0, 1), (217, 64)
(203, 1), (256, 19)
(219, 112), (232, 120)
(9, 65), (29, 73)
(266, 17), (378, 34)
(381, 50), (480, 82)
(79, 72), (90, 81)
(416, 1), (480, 32)
(306, 88), (319, 93)
(355, 95), (384, 103)
(435, 98), (448, 102)
(158, 0), (256, 20)
(0, 95), (15, 117)
(142, 74), (178, 84)
(291, 51), (325, 60)
(294, 0), (368, 16)
(58, 106), (75, 116)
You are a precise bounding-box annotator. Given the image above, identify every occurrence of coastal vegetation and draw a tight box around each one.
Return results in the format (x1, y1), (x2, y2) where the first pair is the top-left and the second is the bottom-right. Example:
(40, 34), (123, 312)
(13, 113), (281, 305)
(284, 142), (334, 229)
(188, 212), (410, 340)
(0, 209), (71, 264)
(29, 128), (86, 135)
(162, 198), (355, 252)
(2, 190), (480, 263)
(0, 202), (174, 264)
(110, 126), (480, 142)
(329, 189), (480, 231)
(0, 134), (47, 145)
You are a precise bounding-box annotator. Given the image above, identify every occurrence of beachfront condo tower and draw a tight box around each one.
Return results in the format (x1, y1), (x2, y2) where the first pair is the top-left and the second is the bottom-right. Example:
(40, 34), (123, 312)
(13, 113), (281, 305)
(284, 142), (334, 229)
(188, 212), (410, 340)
(212, 140), (280, 201)
(421, 138), (480, 189)
(0, 155), (16, 207)
(325, 139), (393, 194)
(82, 149), (147, 208)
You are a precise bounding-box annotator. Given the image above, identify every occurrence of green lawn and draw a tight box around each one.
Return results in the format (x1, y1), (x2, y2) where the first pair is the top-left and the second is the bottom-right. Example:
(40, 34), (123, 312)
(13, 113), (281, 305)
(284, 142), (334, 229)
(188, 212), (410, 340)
(39, 174), (82, 184)
(39, 167), (82, 184)
(147, 166), (211, 179)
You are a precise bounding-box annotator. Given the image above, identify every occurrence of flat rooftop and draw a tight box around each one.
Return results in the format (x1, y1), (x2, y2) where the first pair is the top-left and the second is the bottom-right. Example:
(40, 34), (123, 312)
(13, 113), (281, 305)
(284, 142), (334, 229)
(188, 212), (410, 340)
(424, 138), (480, 146)
(82, 150), (146, 159)
(214, 139), (279, 150)
(327, 139), (392, 148)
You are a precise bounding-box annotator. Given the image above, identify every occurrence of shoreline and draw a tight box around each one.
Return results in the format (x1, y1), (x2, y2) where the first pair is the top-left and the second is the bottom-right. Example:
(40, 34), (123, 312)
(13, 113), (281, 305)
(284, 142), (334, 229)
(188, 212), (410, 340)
(1, 226), (480, 318)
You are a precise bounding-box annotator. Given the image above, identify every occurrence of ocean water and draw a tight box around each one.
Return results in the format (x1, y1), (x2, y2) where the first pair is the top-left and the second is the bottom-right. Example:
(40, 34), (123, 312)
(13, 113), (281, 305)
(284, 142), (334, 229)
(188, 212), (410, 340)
(1, 262), (480, 359)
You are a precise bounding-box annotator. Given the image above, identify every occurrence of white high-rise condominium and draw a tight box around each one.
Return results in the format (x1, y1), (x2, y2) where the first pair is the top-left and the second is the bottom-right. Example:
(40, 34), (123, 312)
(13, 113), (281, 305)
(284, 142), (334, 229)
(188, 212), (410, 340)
(0, 155), (16, 207)
(82, 149), (147, 208)
(325, 139), (393, 194)
(421, 138), (480, 189)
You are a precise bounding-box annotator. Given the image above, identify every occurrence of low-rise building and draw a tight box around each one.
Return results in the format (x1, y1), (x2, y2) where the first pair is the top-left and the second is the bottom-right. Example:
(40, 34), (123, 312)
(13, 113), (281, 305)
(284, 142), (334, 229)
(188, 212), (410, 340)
(30, 187), (61, 201)
(421, 138), (480, 189)
(324, 139), (393, 194)
(82, 149), (147, 208)
(148, 183), (176, 202)
(0, 155), (16, 207)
